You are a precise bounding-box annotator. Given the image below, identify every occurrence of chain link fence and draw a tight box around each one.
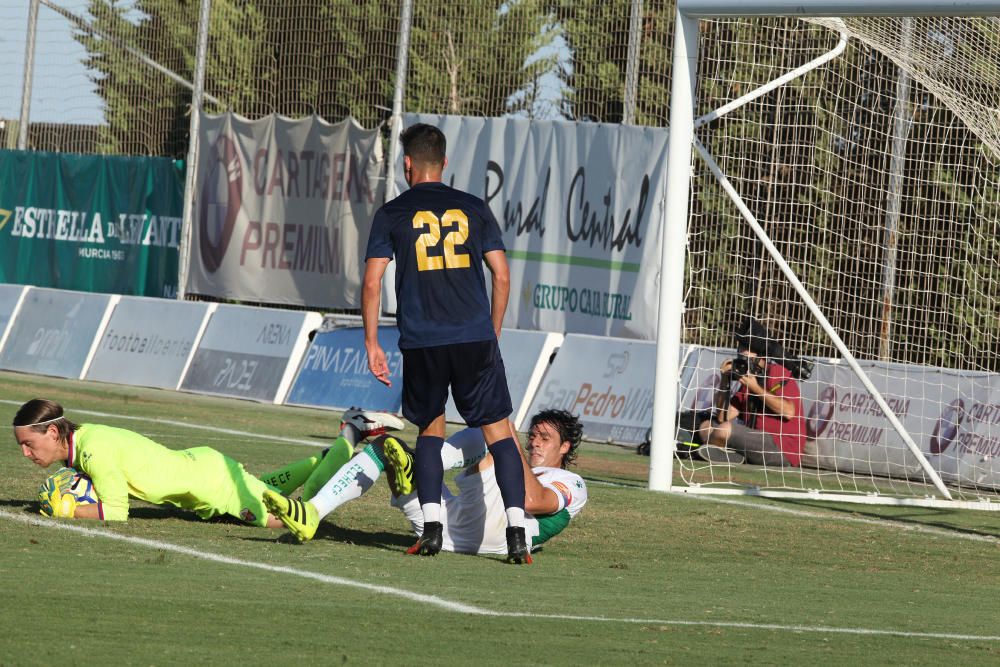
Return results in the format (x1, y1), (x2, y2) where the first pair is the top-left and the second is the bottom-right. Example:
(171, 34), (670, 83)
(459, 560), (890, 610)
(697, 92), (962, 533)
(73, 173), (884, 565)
(5, 1), (1000, 370)
(6, 0), (670, 157)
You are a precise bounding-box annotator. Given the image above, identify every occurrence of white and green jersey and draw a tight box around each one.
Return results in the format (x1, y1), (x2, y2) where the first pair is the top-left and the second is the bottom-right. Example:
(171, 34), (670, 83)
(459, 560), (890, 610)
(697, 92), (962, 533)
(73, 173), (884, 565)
(529, 466), (588, 547)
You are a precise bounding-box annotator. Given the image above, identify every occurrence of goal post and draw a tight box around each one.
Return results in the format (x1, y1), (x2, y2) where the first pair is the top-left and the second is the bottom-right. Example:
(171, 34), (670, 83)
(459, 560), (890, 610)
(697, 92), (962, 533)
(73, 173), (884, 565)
(651, 0), (1000, 509)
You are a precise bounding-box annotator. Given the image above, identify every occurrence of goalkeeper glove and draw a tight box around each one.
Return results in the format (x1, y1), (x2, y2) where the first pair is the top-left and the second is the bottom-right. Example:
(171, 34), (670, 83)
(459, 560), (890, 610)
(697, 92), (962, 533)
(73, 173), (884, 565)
(48, 467), (77, 494)
(37, 476), (78, 518)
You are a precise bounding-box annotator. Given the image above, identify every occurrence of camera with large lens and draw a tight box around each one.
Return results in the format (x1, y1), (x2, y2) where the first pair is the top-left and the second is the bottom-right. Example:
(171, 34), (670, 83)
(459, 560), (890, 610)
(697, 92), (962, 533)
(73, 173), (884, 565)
(731, 353), (752, 379)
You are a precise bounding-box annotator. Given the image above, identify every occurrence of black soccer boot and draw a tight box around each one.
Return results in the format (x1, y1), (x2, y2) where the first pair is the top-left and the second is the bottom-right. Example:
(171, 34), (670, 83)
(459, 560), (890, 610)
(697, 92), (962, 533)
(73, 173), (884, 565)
(406, 521), (443, 556)
(505, 526), (533, 564)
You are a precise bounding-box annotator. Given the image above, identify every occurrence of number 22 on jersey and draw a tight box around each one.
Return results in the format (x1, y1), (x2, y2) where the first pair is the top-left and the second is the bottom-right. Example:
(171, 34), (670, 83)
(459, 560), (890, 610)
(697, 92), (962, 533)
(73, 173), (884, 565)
(413, 209), (471, 272)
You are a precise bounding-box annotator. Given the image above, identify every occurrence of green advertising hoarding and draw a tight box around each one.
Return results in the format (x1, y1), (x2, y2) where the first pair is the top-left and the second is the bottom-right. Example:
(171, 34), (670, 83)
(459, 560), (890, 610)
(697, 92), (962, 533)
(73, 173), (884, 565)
(0, 150), (184, 297)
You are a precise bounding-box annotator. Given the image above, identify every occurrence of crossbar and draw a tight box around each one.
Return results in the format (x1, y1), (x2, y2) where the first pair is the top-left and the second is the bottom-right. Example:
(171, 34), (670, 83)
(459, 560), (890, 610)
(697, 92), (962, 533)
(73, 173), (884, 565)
(678, 0), (1000, 18)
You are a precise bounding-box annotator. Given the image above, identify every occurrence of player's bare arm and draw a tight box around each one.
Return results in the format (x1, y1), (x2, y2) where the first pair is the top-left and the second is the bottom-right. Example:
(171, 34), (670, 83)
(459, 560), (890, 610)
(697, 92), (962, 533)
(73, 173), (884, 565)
(484, 249), (509, 338)
(361, 257), (392, 387)
(72, 502), (101, 519)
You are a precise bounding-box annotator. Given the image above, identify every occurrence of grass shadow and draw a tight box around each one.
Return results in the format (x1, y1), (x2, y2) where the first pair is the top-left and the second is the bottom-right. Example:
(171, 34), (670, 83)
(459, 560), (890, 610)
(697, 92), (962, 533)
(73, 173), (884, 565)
(126, 505), (224, 523)
(239, 521), (414, 551)
(0, 498), (36, 513)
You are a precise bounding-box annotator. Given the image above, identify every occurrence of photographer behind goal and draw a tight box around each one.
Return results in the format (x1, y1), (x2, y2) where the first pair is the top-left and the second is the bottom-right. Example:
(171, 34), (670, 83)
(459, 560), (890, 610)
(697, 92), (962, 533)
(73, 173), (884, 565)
(696, 316), (807, 467)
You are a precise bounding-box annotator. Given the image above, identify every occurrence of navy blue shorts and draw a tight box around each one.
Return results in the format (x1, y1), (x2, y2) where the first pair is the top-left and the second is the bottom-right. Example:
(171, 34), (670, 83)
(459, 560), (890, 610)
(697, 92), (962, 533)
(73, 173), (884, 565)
(401, 339), (512, 429)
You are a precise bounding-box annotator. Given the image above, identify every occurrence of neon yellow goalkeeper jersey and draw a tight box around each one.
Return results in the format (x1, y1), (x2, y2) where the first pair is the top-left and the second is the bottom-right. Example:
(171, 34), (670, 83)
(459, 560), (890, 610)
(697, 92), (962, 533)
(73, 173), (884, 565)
(67, 423), (270, 525)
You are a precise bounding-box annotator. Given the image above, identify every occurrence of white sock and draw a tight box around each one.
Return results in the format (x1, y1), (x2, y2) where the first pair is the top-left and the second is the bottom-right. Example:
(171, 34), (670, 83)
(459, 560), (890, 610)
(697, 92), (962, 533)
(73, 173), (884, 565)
(309, 448), (383, 517)
(422, 502), (441, 524)
(441, 428), (489, 470)
(506, 507), (525, 528)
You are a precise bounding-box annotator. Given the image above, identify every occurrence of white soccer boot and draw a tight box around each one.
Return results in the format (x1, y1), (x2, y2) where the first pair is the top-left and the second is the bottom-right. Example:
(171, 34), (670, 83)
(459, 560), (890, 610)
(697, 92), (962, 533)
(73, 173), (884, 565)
(340, 407), (405, 441)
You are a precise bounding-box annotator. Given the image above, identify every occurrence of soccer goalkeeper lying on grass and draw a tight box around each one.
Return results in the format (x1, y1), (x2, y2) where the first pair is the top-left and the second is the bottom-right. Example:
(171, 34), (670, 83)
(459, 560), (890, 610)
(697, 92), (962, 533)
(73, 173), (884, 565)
(13, 398), (401, 527)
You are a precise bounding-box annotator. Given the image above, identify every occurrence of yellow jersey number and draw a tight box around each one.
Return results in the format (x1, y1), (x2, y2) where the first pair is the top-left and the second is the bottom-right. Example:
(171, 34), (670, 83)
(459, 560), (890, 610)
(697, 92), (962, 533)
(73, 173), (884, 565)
(413, 209), (471, 271)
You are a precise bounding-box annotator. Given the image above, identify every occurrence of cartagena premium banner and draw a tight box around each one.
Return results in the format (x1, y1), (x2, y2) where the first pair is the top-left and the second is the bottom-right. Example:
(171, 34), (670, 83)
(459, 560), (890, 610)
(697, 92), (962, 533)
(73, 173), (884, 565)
(0, 150), (183, 297)
(188, 113), (384, 308)
(399, 114), (668, 340)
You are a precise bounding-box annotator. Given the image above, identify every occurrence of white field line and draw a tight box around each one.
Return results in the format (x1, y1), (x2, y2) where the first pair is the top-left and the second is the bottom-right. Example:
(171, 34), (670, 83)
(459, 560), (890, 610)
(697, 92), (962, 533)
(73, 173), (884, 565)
(0, 399), (329, 448)
(2, 508), (998, 643)
(590, 479), (1000, 545)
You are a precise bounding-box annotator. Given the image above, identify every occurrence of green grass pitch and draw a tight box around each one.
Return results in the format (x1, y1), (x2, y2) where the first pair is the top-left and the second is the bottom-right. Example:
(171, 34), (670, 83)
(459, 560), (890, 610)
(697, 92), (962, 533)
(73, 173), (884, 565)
(0, 370), (998, 665)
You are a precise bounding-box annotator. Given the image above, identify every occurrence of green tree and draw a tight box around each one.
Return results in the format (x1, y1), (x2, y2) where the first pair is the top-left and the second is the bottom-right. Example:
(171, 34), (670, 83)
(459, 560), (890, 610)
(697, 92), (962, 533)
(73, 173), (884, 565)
(76, 0), (401, 157)
(548, 0), (631, 122)
(405, 0), (556, 118)
(76, 0), (557, 156)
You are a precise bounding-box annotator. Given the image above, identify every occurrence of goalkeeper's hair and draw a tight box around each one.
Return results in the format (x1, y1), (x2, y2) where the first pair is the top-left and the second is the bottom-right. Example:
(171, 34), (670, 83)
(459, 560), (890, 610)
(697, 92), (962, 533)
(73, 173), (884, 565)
(529, 409), (583, 468)
(12, 398), (79, 441)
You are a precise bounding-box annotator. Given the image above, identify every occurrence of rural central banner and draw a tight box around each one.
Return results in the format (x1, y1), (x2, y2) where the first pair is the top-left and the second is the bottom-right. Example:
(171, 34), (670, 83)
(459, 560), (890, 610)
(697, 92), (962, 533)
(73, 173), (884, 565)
(0, 150), (183, 297)
(400, 114), (669, 340)
(188, 113), (384, 308)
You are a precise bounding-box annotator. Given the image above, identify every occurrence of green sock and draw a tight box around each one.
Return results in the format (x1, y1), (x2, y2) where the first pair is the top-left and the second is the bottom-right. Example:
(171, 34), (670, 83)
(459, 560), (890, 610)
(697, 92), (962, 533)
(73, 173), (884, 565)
(259, 453), (323, 495)
(302, 437), (354, 502)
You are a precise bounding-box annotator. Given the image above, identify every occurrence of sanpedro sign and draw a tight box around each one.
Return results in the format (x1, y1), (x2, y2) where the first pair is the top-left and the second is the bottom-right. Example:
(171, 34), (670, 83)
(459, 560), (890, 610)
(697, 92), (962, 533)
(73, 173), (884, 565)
(0, 150), (184, 297)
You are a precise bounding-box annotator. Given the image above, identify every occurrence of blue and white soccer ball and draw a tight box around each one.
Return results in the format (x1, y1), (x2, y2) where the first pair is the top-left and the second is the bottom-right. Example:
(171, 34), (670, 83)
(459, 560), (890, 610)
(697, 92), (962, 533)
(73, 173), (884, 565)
(66, 470), (100, 506)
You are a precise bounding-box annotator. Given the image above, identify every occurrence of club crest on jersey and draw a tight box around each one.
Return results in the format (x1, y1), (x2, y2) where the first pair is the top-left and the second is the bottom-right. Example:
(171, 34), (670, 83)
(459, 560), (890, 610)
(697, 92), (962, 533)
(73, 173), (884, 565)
(240, 508), (257, 523)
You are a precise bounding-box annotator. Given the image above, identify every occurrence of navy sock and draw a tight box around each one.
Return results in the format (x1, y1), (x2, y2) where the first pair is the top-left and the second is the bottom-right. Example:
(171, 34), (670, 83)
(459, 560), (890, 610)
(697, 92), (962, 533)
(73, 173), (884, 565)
(415, 435), (445, 508)
(489, 437), (525, 511)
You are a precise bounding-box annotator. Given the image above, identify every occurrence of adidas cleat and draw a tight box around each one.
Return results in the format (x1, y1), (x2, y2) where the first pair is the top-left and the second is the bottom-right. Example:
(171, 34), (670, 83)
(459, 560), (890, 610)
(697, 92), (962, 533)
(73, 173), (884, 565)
(505, 526), (533, 564)
(406, 521), (443, 556)
(263, 490), (319, 543)
(382, 436), (415, 496)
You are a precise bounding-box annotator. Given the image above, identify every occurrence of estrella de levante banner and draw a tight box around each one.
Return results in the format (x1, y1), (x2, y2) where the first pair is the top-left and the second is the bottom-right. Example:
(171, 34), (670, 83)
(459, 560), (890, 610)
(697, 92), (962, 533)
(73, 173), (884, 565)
(0, 149), (184, 297)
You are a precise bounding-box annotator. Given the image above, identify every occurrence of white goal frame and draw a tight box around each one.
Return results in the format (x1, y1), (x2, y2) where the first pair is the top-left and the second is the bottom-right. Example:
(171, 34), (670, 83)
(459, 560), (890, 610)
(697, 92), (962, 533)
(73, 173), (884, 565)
(649, 0), (1000, 510)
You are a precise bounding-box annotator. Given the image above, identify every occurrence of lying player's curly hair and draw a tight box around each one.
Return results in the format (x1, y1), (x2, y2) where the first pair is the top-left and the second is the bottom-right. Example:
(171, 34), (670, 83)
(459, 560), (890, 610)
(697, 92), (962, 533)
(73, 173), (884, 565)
(12, 398), (79, 441)
(529, 409), (583, 468)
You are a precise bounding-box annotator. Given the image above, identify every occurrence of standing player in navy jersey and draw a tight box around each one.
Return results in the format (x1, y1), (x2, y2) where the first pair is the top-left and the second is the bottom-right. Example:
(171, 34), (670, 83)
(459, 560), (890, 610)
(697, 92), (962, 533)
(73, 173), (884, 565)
(360, 123), (529, 563)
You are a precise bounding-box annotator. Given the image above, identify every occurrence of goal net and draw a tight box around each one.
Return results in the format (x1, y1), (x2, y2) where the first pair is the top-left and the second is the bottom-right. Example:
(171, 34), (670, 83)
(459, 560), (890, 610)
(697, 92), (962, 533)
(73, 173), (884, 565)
(676, 15), (1000, 508)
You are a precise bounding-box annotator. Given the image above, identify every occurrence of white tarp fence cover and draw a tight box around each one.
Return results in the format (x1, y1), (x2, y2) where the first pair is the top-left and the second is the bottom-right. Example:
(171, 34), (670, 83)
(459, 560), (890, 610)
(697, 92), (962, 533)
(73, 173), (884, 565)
(400, 114), (667, 340)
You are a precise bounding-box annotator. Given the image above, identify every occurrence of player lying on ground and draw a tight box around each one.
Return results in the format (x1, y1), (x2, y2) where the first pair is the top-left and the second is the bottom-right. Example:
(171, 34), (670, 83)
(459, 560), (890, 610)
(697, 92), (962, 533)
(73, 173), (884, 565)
(13, 398), (402, 526)
(264, 409), (588, 562)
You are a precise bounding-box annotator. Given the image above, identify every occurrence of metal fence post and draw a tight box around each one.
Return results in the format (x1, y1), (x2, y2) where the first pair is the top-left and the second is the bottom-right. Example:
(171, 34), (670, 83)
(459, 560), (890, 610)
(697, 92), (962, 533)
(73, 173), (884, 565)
(623, 0), (644, 125)
(386, 0), (415, 204)
(18, 0), (42, 150)
(378, 0), (415, 315)
(177, 0), (213, 301)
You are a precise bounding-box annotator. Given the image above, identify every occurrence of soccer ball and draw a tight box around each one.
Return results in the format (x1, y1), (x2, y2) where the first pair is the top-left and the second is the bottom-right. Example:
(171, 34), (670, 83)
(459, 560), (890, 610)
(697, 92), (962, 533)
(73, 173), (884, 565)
(66, 470), (100, 506)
